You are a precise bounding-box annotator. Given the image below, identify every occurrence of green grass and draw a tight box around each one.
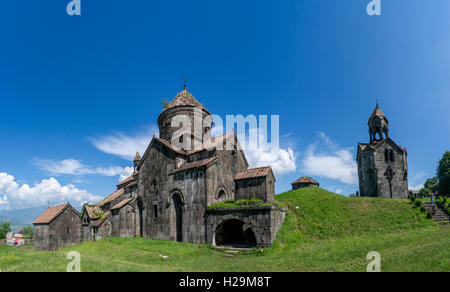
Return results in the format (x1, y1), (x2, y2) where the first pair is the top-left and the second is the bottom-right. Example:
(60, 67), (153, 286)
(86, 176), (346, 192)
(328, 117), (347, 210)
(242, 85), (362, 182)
(1, 187), (449, 272)
(207, 199), (275, 209)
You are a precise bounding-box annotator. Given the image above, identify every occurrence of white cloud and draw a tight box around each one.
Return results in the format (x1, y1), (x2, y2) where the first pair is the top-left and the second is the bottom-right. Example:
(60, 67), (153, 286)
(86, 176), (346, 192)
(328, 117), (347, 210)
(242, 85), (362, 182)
(301, 133), (357, 184)
(34, 158), (130, 178)
(335, 189), (344, 194)
(119, 167), (134, 182)
(91, 126), (158, 161)
(91, 124), (296, 178)
(0, 172), (102, 211)
(239, 128), (297, 177)
(409, 184), (424, 191)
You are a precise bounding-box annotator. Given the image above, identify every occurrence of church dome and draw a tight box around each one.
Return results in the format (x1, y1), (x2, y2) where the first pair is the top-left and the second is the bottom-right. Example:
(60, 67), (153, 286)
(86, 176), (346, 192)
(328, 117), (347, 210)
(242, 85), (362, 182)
(162, 87), (210, 114)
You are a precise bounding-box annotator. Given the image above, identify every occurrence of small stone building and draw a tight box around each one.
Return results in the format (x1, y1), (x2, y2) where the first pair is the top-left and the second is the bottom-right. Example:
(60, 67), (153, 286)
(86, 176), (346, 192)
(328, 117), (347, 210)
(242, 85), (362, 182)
(33, 203), (81, 251)
(357, 104), (409, 198)
(292, 177), (319, 190)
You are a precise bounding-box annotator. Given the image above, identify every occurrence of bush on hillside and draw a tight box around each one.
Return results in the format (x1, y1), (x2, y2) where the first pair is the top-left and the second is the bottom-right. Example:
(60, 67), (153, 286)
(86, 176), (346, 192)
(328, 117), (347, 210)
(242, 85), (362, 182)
(415, 200), (422, 208)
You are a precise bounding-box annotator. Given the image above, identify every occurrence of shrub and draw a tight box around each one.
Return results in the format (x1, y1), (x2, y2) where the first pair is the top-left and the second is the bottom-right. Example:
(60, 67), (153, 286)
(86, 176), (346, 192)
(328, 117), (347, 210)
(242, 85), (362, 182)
(426, 212), (433, 219)
(420, 206), (426, 213)
(410, 196), (416, 203)
(415, 200), (422, 208)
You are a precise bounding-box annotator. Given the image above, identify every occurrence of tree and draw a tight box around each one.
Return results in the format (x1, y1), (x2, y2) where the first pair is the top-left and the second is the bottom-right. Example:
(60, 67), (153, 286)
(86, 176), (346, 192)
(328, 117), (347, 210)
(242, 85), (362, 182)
(22, 225), (33, 239)
(0, 221), (11, 240)
(424, 177), (438, 190)
(437, 151), (450, 197)
(418, 188), (431, 198)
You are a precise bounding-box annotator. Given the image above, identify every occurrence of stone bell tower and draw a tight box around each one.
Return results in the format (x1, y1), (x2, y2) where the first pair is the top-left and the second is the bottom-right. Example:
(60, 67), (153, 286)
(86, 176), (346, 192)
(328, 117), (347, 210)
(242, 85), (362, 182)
(357, 104), (409, 199)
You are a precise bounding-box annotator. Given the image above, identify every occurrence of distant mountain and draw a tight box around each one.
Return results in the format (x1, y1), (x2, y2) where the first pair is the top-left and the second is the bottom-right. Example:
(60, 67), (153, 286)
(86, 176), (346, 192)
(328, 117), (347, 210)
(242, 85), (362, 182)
(0, 204), (81, 225)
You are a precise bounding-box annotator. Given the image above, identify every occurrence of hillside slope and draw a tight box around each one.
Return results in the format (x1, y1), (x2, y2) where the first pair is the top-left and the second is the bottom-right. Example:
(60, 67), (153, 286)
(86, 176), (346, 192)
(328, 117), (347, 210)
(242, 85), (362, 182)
(0, 188), (449, 272)
(274, 187), (434, 243)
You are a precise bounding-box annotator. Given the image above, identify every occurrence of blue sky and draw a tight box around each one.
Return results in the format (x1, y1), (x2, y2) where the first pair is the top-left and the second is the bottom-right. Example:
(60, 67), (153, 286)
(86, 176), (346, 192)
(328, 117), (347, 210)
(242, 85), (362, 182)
(1, 0), (449, 210)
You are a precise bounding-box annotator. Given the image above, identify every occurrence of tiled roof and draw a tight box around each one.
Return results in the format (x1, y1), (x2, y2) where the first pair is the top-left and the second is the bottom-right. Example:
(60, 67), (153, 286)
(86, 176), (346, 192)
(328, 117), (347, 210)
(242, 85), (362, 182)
(111, 198), (134, 210)
(116, 173), (137, 187)
(234, 166), (272, 180)
(93, 211), (111, 228)
(125, 181), (138, 188)
(292, 176), (319, 185)
(33, 203), (76, 224)
(187, 131), (236, 155)
(154, 137), (187, 155)
(174, 157), (217, 173)
(98, 188), (125, 206)
(369, 105), (388, 123)
(84, 205), (103, 219)
(163, 88), (209, 113)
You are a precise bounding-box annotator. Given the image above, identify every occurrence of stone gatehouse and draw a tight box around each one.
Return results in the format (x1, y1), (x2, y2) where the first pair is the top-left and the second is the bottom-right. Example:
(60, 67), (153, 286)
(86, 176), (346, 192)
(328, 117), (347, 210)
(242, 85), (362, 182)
(34, 87), (286, 250)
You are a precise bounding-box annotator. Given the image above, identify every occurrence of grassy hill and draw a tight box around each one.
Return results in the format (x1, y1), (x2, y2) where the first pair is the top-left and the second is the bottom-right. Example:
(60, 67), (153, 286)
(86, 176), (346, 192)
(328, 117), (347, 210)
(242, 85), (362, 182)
(1, 188), (449, 272)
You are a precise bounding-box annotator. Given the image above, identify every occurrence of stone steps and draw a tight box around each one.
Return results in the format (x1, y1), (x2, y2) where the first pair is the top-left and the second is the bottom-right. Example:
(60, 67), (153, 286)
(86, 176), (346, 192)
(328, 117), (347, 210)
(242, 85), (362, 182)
(423, 203), (450, 224)
(215, 245), (254, 257)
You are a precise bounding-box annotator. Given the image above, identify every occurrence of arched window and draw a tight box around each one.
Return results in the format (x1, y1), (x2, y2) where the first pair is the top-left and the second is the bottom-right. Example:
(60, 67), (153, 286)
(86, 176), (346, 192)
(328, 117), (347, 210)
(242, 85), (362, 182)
(390, 150), (395, 162)
(384, 149), (389, 162)
(218, 189), (227, 199)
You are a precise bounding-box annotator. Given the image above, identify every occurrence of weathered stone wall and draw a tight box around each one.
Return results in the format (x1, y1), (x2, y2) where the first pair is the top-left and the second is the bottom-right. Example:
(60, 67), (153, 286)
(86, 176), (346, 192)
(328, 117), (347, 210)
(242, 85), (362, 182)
(235, 177), (267, 201)
(33, 225), (50, 250)
(373, 141), (408, 199)
(111, 204), (135, 238)
(34, 208), (81, 251)
(94, 218), (112, 241)
(205, 207), (286, 248)
(357, 139), (408, 199)
(357, 146), (378, 197)
(138, 141), (208, 243)
(292, 182), (318, 190)
(157, 106), (212, 149)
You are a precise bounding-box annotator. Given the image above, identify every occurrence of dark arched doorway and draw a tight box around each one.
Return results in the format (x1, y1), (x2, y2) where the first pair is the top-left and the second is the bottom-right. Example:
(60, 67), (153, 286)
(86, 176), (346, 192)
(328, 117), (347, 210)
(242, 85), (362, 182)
(137, 199), (144, 237)
(215, 219), (257, 248)
(173, 193), (183, 242)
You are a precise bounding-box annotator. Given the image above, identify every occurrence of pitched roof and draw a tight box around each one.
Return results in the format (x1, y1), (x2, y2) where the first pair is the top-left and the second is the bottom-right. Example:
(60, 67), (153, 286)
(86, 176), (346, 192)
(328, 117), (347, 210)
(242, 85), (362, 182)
(292, 176), (319, 185)
(163, 88), (209, 113)
(93, 211), (111, 228)
(358, 138), (406, 152)
(111, 198), (134, 210)
(84, 205), (103, 219)
(368, 104), (388, 123)
(116, 174), (136, 188)
(174, 157), (217, 173)
(154, 137), (187, 155)
(98, 188), (125, 206)
(33, 203), (78, 224)
(186, 131), (236, 155)
(234, 166), (272, 180)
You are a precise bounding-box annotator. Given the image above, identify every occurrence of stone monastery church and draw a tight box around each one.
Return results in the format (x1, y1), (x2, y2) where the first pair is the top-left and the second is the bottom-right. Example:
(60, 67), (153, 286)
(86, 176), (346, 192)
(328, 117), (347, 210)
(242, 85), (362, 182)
(33, 87), (286, 251)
